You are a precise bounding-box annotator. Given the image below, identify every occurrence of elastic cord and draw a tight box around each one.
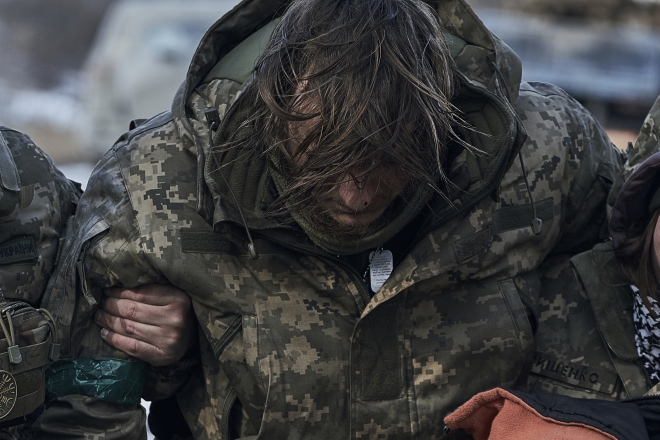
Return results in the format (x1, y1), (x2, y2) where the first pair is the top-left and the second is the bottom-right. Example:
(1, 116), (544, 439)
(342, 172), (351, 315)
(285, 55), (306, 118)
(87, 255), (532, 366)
(39, 308), (59, 344)
(6, 312), (14, 346)
(518, 152), (543, 235)
(0, 313), (13, 347)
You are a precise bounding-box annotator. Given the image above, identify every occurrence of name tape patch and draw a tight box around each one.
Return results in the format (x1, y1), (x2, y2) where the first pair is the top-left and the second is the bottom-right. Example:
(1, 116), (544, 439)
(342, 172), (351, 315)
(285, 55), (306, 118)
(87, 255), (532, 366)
(0, 237), (38, 266)
(531, 351), (618, 395)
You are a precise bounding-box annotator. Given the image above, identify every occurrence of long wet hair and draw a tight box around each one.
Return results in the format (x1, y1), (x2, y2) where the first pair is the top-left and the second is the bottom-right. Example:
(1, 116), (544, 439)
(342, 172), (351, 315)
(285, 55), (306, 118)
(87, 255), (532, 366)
(219, 0), (468, 220)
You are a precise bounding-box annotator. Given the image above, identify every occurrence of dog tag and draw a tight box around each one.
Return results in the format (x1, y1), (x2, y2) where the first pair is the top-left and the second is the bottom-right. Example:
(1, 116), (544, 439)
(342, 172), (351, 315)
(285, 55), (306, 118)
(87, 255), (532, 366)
(369, 249), (393, 293)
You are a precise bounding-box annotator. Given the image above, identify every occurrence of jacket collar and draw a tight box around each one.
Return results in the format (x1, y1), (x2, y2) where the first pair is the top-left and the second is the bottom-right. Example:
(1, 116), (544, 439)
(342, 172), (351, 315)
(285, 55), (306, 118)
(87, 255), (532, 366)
(171, 0), (528, 234)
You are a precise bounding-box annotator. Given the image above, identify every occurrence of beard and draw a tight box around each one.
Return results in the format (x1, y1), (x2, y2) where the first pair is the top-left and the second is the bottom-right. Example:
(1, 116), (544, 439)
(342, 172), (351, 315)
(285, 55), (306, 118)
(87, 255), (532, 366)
(302, 195), (405, 244)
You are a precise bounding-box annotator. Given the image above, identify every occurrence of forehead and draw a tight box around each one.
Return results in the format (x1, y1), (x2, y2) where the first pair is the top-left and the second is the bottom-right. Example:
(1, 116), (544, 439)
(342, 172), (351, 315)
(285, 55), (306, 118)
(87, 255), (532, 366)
(285, 88), (321, 144)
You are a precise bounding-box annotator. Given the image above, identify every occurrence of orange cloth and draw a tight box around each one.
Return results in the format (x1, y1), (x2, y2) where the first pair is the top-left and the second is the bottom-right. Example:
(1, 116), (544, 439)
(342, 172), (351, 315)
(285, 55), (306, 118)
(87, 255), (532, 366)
(444, 388), (617, 440)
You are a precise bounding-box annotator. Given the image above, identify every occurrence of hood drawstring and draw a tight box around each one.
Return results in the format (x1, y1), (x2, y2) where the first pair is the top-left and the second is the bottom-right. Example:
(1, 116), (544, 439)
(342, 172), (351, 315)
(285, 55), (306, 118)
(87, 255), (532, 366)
(488, 56), (541, 236)
(204, 108), (259, 259)
(488, 54), (513, 104)
(518, 151), (543, 235)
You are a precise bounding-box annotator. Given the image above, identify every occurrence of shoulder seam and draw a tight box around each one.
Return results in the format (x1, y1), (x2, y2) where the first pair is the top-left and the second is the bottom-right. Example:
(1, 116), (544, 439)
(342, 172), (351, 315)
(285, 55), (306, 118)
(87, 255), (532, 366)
(112, 111), (175, 152)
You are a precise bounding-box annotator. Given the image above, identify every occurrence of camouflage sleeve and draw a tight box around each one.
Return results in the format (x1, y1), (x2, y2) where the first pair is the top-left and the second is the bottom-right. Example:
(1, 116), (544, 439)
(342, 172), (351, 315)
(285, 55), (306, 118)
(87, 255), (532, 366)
(520, 89), (654, 400)
(45, 145), (167, 360)
(607, 94), (660, 214)
(25, 146), (167, 439)
(517, 82), (625, 256)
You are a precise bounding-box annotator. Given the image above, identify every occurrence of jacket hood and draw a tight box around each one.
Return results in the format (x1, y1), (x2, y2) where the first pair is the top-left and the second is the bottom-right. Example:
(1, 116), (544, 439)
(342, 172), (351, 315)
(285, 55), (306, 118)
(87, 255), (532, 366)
(171, 0), (527, 232)
(174, 0), (523, 115)
(610, 152), (660, 250)
(609, 96), (660, 250)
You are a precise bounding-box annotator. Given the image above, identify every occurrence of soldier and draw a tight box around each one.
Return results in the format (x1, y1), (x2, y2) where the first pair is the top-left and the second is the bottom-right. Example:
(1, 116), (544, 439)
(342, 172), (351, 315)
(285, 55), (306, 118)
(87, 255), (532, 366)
(0, 127), (80, 309)
(0, 127), (80, 439)
(0, 128), (194, 439)
(441, 95), (660, 439)
(28, 0), (652, 438)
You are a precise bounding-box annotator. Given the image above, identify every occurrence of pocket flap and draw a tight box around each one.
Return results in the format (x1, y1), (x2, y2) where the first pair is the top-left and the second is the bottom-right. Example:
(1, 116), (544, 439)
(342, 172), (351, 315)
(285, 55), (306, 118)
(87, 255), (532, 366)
(570, 242), (637, 361)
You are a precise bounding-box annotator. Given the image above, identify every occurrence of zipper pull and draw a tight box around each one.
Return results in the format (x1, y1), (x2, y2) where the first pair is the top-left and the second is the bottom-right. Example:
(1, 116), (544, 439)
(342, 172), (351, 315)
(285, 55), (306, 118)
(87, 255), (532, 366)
(76, 258), (97, 306)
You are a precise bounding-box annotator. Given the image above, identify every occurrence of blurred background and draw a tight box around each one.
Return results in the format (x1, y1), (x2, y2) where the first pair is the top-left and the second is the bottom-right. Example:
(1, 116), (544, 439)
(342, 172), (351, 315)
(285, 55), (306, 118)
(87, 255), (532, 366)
(0, 0), (239, 184)
(0, 0), (658, 185)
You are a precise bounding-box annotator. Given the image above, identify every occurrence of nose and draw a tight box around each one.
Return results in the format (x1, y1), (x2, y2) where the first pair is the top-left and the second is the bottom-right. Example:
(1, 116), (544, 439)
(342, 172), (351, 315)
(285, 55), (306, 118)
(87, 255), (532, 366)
(337, 176), (378, 212)
(337, 167), (396, 212)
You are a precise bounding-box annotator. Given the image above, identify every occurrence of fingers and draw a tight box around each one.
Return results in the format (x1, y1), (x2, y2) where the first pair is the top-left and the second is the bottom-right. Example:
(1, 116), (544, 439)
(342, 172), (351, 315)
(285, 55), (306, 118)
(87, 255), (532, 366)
(101, 285), (192, 327)
(99, 327), (173, 367)
(95, 308), (158, 341)
(95, 309), (187, 366)
(101, 296), (169, 327)
(96, 284), (197, 366)
(104, 284), (186, 306)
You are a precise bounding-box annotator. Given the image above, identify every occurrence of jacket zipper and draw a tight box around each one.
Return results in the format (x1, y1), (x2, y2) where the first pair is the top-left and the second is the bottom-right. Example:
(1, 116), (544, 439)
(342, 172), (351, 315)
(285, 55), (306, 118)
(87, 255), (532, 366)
(69, 229), (110, 352)
(77, 231), (110, 307)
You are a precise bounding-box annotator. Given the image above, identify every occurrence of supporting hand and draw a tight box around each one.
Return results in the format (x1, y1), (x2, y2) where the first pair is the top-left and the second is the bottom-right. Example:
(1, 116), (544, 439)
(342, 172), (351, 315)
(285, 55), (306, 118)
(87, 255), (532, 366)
(94, 284), (196, 367)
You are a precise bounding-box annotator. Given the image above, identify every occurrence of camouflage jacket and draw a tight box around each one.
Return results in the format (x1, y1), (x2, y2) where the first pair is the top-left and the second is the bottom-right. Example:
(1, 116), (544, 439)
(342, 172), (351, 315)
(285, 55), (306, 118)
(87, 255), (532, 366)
(0, 127), (80, 440)
(35, 0), (631, 439)
(0, 127), (80, 307)
(528, 95), (660, 406)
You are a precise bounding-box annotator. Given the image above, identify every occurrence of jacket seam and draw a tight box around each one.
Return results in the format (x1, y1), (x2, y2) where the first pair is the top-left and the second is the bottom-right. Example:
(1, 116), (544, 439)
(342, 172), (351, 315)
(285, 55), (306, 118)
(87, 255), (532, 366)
(108, 146), (151, 279)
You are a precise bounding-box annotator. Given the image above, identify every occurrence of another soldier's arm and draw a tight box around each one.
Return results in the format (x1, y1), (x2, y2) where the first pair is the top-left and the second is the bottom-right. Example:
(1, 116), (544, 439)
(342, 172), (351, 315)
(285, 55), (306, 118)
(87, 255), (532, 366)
(517, 83), (625, 255)
(530, 94), (660, 402)
(25, 148), (173, 439)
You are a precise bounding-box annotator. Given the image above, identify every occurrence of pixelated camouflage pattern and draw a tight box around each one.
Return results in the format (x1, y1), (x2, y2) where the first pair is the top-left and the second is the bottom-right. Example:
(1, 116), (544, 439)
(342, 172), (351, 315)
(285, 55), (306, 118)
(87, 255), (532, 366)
(0, 128), (80, 439)
(0, 127), (80, 308)
(0, 301), (55, 439)
(607, 94), (660, 218)
(49, 80), (621, 439)
(527, 253), (636, 400)
(431, 0), (522, 104)
(528, 92), (660, 402)
(38, 0), (628, 439)
(571, 242), (650, 397)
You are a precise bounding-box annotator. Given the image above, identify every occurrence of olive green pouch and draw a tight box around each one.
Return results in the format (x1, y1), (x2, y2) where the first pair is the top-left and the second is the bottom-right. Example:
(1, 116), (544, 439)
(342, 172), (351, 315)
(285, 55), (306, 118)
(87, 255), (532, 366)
(0, 300), (59, 428)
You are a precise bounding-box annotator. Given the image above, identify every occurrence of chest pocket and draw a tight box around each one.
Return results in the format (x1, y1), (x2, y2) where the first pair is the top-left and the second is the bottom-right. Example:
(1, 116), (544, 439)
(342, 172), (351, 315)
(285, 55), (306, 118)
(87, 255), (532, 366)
(527, 251), (644, 400)
(569, 244), (649, 398)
